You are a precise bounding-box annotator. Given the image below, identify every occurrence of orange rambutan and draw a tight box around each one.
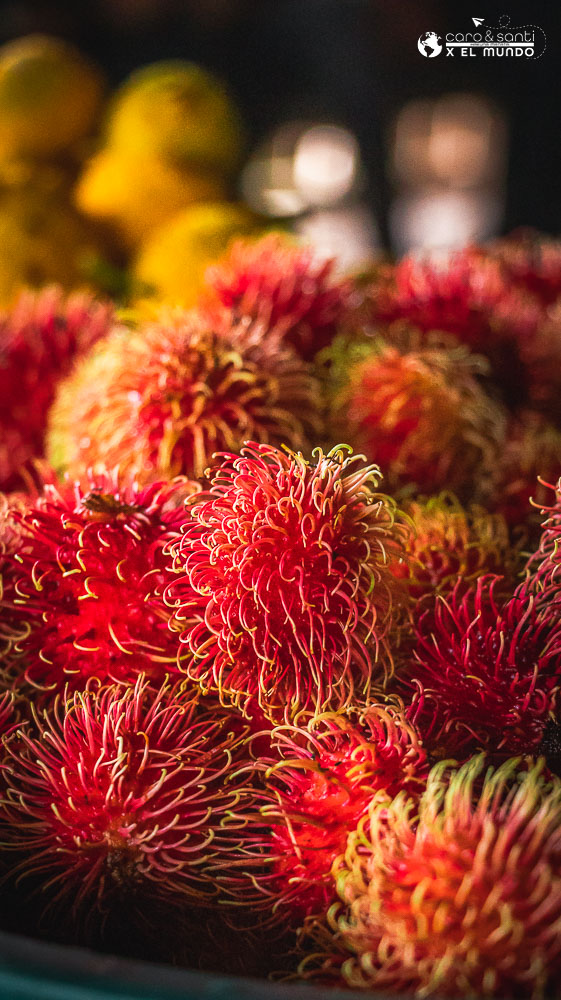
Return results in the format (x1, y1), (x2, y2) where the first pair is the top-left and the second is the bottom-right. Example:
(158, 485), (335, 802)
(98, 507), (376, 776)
(167, 442), (410, 721)
(324, 333), (506, 500)
(300, 755), (561, 998)
(391, 494), (519, 607)
(47, 308), (322, 484)
(0, 286), (113, 492)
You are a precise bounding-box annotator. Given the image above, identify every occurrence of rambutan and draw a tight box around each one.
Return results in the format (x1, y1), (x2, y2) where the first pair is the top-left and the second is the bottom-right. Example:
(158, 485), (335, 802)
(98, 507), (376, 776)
(0, 678), (259, 942)
(486, 230), (561, 306)
(0, 689), (15, 740)
(391, 494), (519, 607)
(525, 478), (561, 609)
(254, 703), (428, 923)
(405, 577), (561, 763)
(2, 473), (198, 695)
(167, 442), (410, 720)
(301, 755), (561, 998)
(324, 334), (505, 499)
(0, 492), (30, 661)
(369, 251), (542, 408)
(371, 249), (541, 349)
(0, 286), (113, 492)
(47, 308), (321, 484)
(202, 233), (357, 361)
(491, 411), (561, 529)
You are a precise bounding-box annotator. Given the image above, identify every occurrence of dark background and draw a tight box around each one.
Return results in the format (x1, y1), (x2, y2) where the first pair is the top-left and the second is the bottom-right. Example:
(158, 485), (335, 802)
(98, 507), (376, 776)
(1, 0), (559, 249)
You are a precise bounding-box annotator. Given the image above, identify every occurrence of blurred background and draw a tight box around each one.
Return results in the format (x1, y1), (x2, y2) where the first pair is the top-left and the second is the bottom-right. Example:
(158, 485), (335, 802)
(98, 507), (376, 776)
(0, 0), (558, 266)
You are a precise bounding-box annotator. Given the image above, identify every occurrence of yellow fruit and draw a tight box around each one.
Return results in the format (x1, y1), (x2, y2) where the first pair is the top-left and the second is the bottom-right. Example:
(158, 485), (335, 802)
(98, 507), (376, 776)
(0, 184), (102, 305)
(133, 202), (260, 307)
(0, 35), (104, 160)
(74, 148), (225, 252)
(105, 61), (243, 174)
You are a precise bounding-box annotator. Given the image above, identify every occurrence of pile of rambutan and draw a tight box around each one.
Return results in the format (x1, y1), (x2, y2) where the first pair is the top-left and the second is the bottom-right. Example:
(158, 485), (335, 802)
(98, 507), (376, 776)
(3, 227), (561, 999)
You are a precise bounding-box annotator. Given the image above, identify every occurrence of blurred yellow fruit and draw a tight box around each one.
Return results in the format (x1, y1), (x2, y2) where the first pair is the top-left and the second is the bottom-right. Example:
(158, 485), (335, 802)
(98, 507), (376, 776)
(0, 35), (104, 160)
(105, 61), (243, 174)
(74, 148), (226, 252)
(133, 202), (260, 307)
(0, 184), (102, 305)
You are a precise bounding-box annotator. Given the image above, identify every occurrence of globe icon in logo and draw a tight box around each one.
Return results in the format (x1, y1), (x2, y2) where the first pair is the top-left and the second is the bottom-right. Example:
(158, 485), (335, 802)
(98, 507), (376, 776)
(418, 32), (443, 57)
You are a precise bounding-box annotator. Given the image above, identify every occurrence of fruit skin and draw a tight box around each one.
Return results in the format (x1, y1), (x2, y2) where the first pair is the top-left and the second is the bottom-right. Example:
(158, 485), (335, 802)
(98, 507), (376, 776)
(368, 250), (543, 411)
(300, 755), (561, 999)
(168, 442), (410, 721)
(202, 233), (357, 361)
(252, 704), (428, 924)
(405, 576), (561, 764)
(0, 678), (259, 940)
(47, 308), (321, 484)
(104, 61), (243, 175)
(392, 494), (519, 607)
(133, 202), (260, 308)
(525, 478), (561, 612)
(0, 285), (113, 491)
(0, 35), (104, 161)
(485, 230), (561, 306)
(74, 149), (226, 252)
(0, 491), (31, 662)
(2, 473), (198, 696)
(491, 411), (561, 530)
(324, 331), (506, 501)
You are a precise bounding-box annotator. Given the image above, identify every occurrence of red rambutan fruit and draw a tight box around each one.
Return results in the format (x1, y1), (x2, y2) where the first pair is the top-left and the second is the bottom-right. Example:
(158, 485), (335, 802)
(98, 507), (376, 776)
(202, 233), (357, 361)
(2, 473), (198, 695)
(0, 492), (31, 661)
(0, 689), (16, 741)
(167, 442), (410, 721)
(371, 249), (541, 350)
(391, 494), (520, 607)
(324, 333), (506, 500)
(0, 286), (113, 492)
(0, 678), (259, 941)
(253, 703), (428, 923)
(300, 755), (561, 998)
(487, 230), (561, 306)
(525, 478), (561, 608)
(405, 576), (561, 763)
(47, 307), (322, 484)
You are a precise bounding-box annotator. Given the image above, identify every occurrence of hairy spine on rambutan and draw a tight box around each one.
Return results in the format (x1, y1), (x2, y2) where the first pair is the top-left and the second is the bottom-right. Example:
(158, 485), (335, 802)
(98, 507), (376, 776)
(202, 233), (357, 361)
(298, 755), (561, 998)
(0, 286), (113, 492)
(323, 332), (506, 500)
(487, 231), (561, 306)
(404, 576), (561, 762)
(490, 412), (561, 529)
(2, 474), (198, 694)
(391, 494), (519, 607)
(47, 308), (322, 484)
(246, 703), (428, 924)
(0, 678), (260, 938)
(167, 441), (411, 721)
